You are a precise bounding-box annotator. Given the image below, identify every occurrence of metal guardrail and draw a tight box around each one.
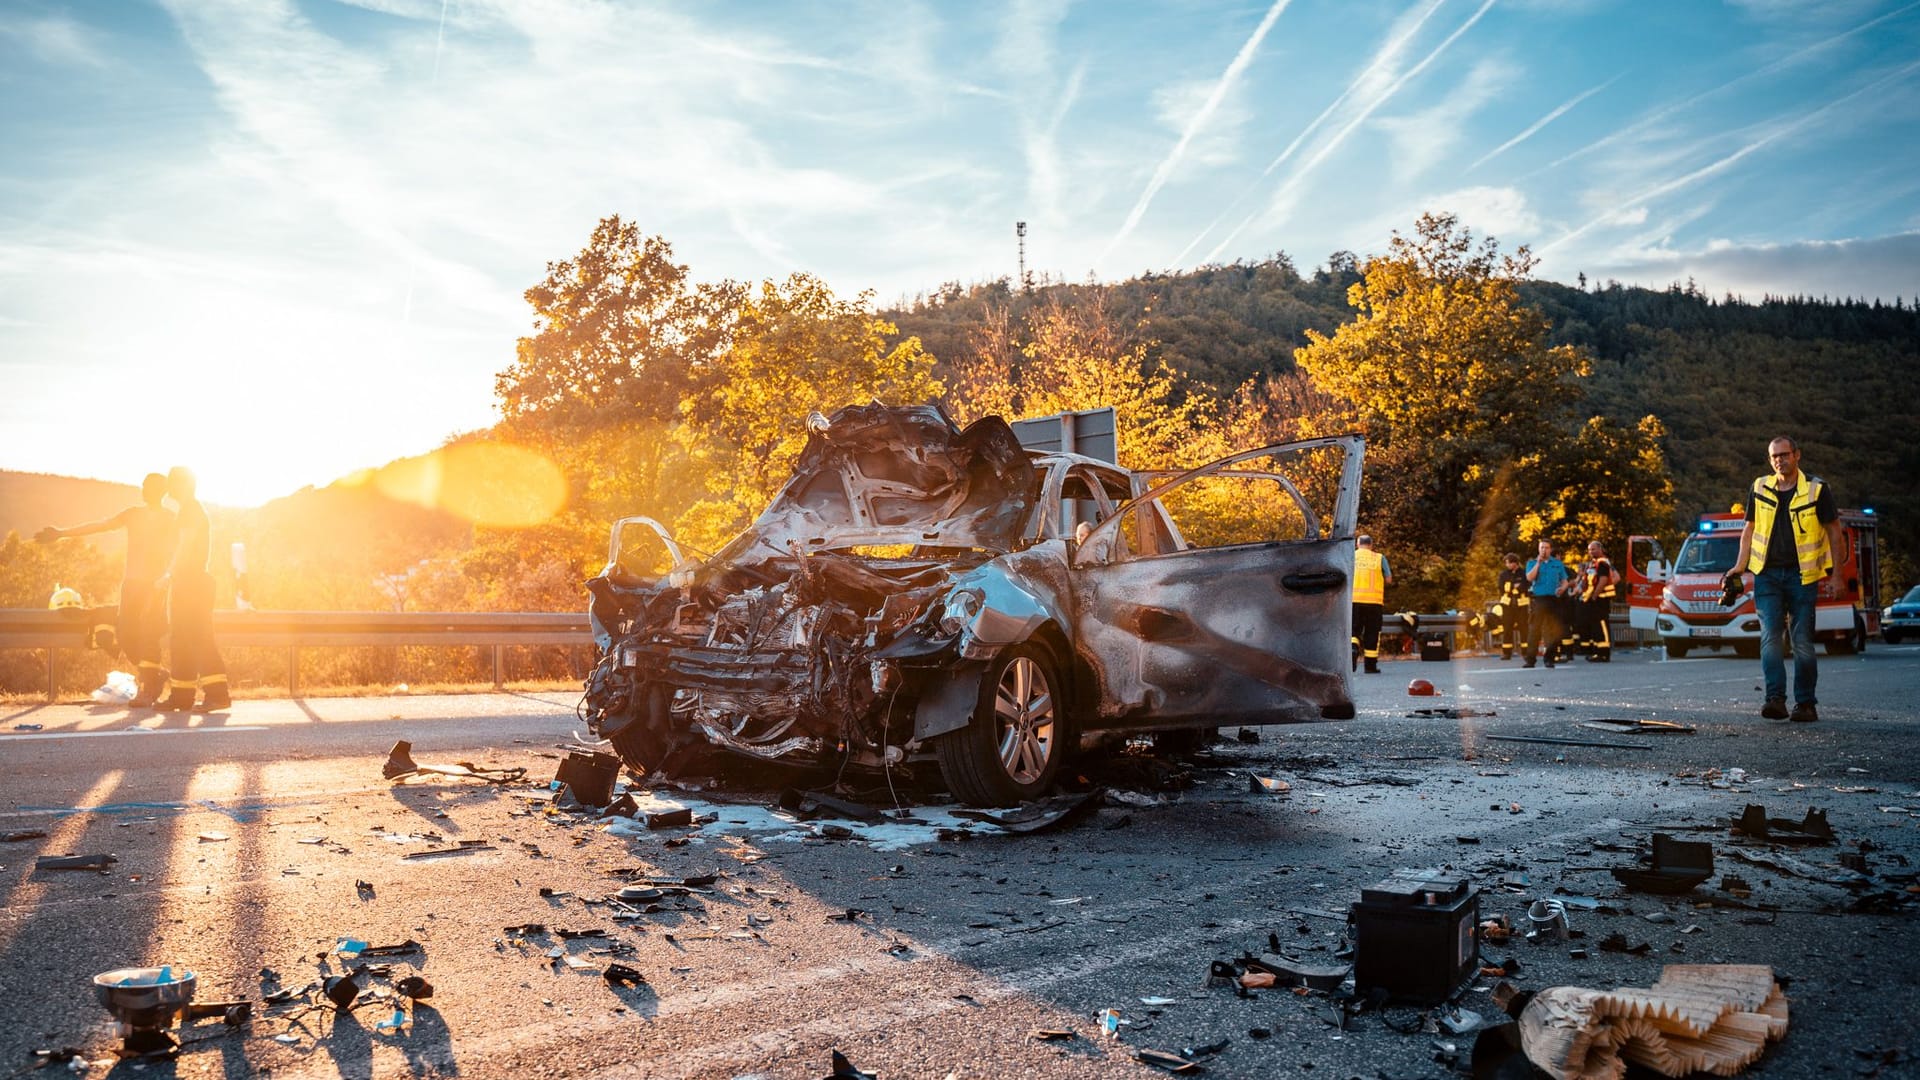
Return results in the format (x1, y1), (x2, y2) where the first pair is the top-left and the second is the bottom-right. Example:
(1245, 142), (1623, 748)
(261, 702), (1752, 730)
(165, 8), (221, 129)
(0, 609), (590, 700)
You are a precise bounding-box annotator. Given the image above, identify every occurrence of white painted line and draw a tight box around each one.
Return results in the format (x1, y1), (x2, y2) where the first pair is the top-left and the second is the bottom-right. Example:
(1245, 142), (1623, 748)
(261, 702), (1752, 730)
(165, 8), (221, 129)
(2, 725), (269, 741)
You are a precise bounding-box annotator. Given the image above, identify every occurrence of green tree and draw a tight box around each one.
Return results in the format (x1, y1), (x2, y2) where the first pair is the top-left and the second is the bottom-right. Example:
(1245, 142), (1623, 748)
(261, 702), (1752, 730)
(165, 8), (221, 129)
(496, 216), (739, 434)
(673, 273), (944, 553)
(1294, 212), (1672, 607)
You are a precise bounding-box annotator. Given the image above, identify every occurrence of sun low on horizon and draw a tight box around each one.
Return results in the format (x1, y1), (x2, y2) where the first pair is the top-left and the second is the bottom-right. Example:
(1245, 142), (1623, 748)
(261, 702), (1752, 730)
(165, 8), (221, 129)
(3, 0), (1916, 496)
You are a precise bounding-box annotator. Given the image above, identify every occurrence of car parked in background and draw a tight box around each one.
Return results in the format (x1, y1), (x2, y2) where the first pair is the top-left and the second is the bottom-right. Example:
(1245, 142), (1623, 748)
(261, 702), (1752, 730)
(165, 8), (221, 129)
(1883, 584), (1920, 644)
(582, 403), (1363, 806)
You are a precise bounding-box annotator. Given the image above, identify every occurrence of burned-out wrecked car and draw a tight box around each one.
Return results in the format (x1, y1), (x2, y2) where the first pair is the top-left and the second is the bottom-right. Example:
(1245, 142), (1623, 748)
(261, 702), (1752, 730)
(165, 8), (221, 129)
(583, 403), (1363, 807)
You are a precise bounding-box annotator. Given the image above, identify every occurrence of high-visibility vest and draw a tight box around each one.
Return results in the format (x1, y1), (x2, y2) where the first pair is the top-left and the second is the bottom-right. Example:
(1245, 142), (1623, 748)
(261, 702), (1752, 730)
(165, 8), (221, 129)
(1748, 474), (1832, 584)
(1354, 549), (1386, 604)
(1582, 559), (1616, 600)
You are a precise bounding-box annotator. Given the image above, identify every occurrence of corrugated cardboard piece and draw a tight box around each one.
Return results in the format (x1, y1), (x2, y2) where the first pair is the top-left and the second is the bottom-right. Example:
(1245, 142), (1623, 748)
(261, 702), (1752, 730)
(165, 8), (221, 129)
(1520, 965), (1789, 1080)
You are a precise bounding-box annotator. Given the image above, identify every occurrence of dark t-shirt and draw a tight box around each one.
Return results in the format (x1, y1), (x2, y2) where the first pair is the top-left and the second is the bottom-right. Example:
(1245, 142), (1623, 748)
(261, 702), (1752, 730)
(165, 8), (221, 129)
(1746, 476), (1837, 572)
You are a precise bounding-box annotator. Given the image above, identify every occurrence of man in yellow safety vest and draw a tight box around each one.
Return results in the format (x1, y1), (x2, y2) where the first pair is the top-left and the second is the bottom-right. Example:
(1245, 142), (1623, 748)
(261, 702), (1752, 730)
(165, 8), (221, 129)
(1352, 535), (1392, 674)
(1729, 437), (1841, 723)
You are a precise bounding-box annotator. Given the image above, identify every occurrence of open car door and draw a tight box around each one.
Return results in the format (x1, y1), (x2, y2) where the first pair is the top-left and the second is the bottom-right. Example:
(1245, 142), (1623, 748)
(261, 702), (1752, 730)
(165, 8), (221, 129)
(1067, 435), (1363, 727)
(1625, 535), (1666, 633)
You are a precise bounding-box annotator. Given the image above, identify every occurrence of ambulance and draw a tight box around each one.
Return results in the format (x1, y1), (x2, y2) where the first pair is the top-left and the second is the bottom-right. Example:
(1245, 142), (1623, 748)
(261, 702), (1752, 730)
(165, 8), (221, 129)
(1624, 509), (1880, 659)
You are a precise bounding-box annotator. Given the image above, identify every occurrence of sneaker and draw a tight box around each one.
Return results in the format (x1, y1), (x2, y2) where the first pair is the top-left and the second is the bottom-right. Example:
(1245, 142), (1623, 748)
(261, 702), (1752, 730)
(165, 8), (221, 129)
(1760, 698), (1788, 720)
(1789, 702), (1818, 723)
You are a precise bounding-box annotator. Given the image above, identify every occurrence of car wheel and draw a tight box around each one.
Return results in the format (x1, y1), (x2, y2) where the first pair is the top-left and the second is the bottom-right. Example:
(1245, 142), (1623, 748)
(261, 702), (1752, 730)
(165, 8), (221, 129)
(1664, 639), (1690, 659)
(1886, 630), (1903, 645)
(1734, 641), (1760, 660)
(936, 641), (1066, 808)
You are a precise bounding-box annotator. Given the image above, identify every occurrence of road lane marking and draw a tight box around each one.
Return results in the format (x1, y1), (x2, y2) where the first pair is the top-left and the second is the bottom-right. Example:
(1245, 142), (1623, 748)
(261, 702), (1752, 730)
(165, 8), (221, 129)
(2, 725), (269, 740)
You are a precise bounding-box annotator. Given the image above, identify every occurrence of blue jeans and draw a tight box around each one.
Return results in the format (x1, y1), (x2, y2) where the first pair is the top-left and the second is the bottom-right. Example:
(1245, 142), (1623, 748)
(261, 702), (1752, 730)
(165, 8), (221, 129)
(1754, 568), (1817, 706)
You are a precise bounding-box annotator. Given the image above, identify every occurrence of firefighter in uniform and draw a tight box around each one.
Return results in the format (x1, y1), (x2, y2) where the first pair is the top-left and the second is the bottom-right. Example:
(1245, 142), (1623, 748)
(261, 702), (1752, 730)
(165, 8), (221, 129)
(36, 473), (178, 706)
(1351, 534), (1392, 674)
(1728, 436), (1840, 723)
(159, 467), (229, 712)
(1491, 552), (1530, 660)
(1579, 541), (1620, 662)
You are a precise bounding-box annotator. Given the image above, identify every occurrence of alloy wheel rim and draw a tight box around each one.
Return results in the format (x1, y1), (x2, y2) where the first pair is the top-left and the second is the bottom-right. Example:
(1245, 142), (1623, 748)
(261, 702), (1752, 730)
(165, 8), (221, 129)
(995, 656), (1054, 784)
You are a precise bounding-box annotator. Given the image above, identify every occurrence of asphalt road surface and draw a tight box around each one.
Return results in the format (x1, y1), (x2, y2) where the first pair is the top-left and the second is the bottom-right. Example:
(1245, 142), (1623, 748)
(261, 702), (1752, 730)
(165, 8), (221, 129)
(2, 641), (1916, 1079)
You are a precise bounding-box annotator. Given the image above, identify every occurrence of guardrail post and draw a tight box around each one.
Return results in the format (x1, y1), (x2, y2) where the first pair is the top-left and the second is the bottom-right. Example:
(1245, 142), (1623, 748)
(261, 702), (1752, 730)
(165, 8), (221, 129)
(46, 646), (56, 703)
(492, 645), (503, 689)
(288, 646), (299, 697)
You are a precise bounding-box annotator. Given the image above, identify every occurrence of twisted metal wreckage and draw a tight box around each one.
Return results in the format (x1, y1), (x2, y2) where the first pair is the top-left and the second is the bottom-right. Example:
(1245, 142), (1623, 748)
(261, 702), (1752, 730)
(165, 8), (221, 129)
(582, 403), (1364, 806)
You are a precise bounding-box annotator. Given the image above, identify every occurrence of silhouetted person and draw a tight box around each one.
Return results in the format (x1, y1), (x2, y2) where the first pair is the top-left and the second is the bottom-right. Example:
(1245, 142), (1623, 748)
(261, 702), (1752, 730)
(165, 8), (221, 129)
(37, 473), (178, 706)
(159, 467), (228, 712)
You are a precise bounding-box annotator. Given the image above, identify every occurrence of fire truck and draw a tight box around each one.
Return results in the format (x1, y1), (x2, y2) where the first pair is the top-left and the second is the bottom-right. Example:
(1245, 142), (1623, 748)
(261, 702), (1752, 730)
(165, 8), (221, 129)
(1624, 509), (1880, 659)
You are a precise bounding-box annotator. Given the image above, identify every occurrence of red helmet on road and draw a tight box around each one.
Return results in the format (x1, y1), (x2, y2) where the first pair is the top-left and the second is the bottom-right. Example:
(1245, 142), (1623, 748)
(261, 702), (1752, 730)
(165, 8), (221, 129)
(1407, 678), (1437, 696)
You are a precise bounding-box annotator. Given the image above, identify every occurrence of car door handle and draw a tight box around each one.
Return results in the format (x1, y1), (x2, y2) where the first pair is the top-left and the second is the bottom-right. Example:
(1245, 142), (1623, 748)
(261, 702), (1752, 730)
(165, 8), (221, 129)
(1282, 570), (1346, 594)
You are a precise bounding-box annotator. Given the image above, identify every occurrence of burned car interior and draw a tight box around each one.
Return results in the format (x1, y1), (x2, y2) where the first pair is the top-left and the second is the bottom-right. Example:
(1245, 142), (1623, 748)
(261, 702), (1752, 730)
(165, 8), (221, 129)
(584, 403), (1363, 807)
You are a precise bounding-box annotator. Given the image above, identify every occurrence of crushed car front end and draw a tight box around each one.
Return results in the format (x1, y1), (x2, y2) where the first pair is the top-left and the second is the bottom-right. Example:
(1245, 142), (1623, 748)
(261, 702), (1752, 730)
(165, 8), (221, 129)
(581, 404), (1045, 778)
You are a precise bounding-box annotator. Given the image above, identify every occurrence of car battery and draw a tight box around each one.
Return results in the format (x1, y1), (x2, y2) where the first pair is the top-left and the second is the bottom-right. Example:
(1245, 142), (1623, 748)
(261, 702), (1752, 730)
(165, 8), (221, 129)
(1350, 870), (1479, 1003)
(1419, 633), (1452, 661)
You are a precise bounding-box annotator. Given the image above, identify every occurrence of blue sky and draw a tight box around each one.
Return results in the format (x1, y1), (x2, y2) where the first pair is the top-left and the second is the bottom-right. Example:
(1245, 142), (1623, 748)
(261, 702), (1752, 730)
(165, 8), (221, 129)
(3, 0), (1917, 505)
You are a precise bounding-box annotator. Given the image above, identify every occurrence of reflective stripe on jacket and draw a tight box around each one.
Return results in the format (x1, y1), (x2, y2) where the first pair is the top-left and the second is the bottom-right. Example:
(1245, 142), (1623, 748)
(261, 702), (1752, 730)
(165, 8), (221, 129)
(1748, 474), (1832, 584)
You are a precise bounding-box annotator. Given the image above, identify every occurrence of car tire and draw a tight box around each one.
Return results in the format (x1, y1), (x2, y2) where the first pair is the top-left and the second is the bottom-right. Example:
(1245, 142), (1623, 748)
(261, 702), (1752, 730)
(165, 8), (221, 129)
(936, 641), (1067, 808)
(1734, 641), (1760, 660)
(1664, 639), (1691, 659)
(1886, 630), (1903, 646)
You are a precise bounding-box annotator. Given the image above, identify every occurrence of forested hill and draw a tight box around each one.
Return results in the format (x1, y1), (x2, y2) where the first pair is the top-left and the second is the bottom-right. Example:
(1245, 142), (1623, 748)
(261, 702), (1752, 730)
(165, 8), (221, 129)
(885, 263), (1920, 567)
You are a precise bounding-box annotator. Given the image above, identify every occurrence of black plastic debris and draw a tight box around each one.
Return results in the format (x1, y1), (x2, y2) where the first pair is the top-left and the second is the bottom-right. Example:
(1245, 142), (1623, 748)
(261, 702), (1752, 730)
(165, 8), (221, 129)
(1030, 1028), (1077, 1041)
(503, 923), (548, 936)
(2, 829), (49, 843)
(826, 1049), (877, 1080)
(324, 973), (361, 1011)
(35, 853), (117, 871)
(1732, 804), (1836, 845)
(381, 739), (526, 784)
(1577, 718), (1694, 734)
(779, 788), (884, 822)
(402, 840), (496, 860)
(1599, 932), (1652, 956)
(603, 793), (640, 818)
(1182, 1039), (1230, 1058)
(828, 908), (867, 923)
(555, 928), (606, 940)
(1236, 728), (1261, 743)
(949, 789), (1103, 835)
(1611, 833), (1714, 894)
(1136, 1048), (1204, 1073)
(1248, 1028), (1271, 1039)
(356, 880), (376, 900)
(1407, 707), (1495, 719)
(395, 976), (433, 1000)
(554, 751), (621, 808)
(1248, 953), (1350, 991)
(602, 964), (645, 987)
(1206, 960), (1240, 988)
(645, 808), (694, 830)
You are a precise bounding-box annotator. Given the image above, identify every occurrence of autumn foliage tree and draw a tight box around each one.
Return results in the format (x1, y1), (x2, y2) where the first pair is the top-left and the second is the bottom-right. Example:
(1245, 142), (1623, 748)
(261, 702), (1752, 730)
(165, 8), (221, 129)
(1294, 213), (1673, 607)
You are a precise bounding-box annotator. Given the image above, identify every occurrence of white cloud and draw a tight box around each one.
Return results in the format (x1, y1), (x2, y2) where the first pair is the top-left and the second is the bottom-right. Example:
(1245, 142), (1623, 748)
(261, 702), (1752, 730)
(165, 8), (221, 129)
(1373, 58), (1512, 179)
(1151, 77), (1253, 170)
(1579, 231), (1920, 301)
(0, 11), (109, 67)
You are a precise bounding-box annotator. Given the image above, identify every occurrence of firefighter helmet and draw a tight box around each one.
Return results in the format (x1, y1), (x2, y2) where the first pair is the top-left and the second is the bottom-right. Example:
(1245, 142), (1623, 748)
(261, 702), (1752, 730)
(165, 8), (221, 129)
(48, 584), (83, 610)
(1407, 678), (1437, 696)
